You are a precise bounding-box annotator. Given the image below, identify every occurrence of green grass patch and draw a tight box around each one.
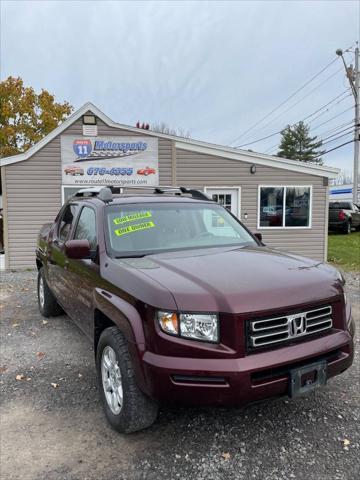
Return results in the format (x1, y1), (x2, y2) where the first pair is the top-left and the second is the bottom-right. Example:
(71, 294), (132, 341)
(328, 231), (360, 271)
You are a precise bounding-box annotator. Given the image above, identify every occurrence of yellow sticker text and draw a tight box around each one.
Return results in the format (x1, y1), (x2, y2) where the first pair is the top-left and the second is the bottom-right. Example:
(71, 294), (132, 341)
(113, 212), (152, 225)
(114, 221), (155, 236)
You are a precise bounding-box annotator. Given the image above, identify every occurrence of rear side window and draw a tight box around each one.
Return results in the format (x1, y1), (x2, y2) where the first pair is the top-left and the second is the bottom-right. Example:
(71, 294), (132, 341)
(58, 204), (78, 242)
(74, 207), (97, 250)
(330, 202), (352, 209)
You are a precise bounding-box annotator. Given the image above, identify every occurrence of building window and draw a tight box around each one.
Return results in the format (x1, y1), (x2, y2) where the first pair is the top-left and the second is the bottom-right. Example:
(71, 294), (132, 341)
(258, 186), (311, 228)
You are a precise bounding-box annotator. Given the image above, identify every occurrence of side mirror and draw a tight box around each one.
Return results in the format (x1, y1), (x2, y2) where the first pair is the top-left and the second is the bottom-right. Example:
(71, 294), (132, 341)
(65, 239), (91, 259)
(254, 232), (263, 243)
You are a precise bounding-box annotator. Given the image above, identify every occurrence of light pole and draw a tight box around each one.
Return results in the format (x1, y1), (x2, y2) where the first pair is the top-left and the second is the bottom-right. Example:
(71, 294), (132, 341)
(336, 44), (359, 203)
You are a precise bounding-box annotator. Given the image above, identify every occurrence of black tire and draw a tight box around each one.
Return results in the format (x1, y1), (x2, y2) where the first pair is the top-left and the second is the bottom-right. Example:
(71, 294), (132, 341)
(343, 221), (351, 234)
(37, 267), (63, 317)
(96, 326), (158, 434)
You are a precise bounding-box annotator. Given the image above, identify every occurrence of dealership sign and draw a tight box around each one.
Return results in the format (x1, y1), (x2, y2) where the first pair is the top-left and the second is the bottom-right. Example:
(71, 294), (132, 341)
(60, 135), (159, 186)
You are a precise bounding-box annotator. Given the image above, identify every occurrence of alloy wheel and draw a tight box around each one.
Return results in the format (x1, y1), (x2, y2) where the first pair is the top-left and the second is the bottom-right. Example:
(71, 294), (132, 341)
(101, 346), (123, 415)
(39, 276), (45, 309)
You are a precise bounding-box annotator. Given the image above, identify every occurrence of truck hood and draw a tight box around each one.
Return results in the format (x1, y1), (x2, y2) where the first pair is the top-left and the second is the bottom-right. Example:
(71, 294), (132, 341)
(116, 246), (343, 313)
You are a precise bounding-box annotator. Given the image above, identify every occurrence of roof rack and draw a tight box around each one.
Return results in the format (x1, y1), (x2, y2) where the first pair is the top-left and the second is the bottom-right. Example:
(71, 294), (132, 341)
(73, 185), (212, 203)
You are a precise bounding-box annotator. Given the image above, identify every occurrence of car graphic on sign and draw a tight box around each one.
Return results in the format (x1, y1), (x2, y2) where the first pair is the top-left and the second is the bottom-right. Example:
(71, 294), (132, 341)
(64, 165), (85, 176)
(137, 167), (156, 176)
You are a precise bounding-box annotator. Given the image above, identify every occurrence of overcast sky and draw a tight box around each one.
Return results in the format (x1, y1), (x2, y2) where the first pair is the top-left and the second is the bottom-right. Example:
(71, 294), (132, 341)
(1, 0), (359, 175)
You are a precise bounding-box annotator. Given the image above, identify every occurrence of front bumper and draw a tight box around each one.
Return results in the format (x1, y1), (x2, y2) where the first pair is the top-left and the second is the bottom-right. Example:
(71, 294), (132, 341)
(142, 330), (354, 405)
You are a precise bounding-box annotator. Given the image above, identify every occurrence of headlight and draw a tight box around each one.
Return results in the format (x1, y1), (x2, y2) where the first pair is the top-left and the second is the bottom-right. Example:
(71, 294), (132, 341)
(157, 311), (219, 343)
(336, 269), (346, 286)
(179, 313), (219, 342)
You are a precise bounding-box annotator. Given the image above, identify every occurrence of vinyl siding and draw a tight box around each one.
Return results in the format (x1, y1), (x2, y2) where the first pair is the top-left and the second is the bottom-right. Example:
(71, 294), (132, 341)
(176, 148), (327, 261)
(3, 115), (327, 268)
(3, 117), (172, 268)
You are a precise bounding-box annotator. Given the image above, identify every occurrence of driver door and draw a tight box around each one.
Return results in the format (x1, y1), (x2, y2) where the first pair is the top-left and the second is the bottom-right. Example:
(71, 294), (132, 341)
(47, 203), (79, 307)
(64, 205), (99, 338)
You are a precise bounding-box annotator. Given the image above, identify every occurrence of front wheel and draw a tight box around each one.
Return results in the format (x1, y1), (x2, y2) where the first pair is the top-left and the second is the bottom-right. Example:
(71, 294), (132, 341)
(96, 326), (158, 433)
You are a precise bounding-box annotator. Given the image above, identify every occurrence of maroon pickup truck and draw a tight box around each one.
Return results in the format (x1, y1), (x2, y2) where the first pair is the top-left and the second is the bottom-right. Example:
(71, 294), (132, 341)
(36, 186), (355, 433)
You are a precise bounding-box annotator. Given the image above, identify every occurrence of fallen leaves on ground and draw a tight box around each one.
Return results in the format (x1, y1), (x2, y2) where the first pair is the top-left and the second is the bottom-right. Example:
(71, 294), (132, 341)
(16, 374), (31, 381)
(0, 366), (8, 373)
(12, 323), (19, 327)
(221, 452), (231, 461)
(36, 351), (45, 359)
(51, 382), (59, 388)
(42, 320), (48, 325)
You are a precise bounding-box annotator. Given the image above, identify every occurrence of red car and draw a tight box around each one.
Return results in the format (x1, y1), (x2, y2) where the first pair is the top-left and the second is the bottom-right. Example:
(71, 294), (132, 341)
(64, 165), (84, 176)
(36, 186), (354, 433)
(137, 166), (156, 176)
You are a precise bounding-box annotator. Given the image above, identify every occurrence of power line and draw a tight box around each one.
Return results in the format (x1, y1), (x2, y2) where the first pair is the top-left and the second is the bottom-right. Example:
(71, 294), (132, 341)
(235, 68), (345, 147)
(263, 130), (354, 156)
(321, 125), (355, 142)
(228, 56), (340, 145)
(311, 106), (353, 130)
(307, 92), (351, 125)
(263, 143), (279, 155)
(244, 67), (344, 138)
(262, 121), (354, 155)
(317, 120), (353, 138)
(235, 89), (350, 148)
(312, 139), (354, 159)
(302, 89), (350, 123)
(322, 130), (354, 146)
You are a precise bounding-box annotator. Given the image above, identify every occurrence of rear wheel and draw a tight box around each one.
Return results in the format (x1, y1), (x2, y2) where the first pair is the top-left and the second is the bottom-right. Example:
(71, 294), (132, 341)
(37, 267), (63, 317)
(96, 326), (158, 433)
(343, 221), (351, 234)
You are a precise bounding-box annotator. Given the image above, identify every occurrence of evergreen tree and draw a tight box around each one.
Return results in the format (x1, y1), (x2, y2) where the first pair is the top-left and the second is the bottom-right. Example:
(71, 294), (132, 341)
(277, 121), (324, 164)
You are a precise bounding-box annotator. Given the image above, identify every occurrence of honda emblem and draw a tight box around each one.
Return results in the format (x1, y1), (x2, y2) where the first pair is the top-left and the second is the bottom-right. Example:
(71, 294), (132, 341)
(288, 314), (307, 337)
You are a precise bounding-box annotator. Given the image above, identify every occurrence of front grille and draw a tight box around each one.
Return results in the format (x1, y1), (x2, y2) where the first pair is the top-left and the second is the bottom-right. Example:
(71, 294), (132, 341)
(248, 305), (332, 349)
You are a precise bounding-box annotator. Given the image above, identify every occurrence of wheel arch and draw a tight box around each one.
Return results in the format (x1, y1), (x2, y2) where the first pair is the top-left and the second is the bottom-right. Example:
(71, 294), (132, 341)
(93, 289), (148, 392)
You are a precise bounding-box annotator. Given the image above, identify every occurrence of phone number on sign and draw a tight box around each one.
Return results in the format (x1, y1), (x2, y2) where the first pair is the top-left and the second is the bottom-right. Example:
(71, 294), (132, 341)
(86, 167), (133, 176)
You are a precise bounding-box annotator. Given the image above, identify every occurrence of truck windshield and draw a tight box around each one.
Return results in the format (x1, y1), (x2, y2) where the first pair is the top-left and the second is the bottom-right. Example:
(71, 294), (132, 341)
(105, 202), (256, 257)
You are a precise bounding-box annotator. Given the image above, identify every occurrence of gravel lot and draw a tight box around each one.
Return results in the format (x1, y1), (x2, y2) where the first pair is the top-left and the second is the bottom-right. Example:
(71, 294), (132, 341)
(0, 269), (359, 480)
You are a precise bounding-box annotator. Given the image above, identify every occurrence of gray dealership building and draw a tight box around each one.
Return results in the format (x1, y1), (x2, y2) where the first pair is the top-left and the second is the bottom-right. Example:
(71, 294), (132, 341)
(0, 102), (339, 269)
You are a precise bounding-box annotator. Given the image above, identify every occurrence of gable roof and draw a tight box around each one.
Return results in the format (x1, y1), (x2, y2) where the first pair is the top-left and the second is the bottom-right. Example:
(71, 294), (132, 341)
(0, 101), (340, 178)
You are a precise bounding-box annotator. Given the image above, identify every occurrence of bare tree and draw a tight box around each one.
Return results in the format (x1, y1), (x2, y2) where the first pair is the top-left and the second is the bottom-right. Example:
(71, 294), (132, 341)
(151, 122), (191, 138)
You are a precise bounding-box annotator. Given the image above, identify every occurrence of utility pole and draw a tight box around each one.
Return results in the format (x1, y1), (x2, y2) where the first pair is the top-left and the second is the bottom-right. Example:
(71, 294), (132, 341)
(354, 45), (359, 204)
(336, 44), (359, 203)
